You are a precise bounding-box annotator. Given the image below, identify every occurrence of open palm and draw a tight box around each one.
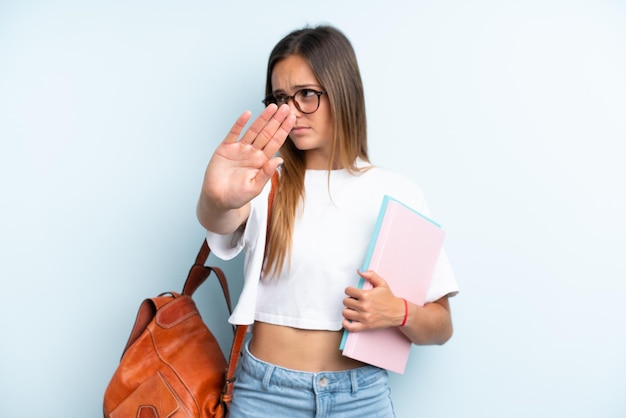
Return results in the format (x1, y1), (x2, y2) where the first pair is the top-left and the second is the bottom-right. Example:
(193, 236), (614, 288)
(202, 104), (295, 210)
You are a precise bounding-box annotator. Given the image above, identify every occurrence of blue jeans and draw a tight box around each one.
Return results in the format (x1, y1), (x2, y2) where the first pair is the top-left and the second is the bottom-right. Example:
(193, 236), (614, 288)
(228, 342), (396, 418)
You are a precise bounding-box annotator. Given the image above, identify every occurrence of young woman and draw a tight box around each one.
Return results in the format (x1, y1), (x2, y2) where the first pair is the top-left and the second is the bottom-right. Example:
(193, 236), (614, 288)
(197, 25), (459, 418)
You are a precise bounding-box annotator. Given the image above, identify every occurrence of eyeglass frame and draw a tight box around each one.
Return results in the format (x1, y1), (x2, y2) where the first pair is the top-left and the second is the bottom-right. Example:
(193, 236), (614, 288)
(261, 88), (328, 114)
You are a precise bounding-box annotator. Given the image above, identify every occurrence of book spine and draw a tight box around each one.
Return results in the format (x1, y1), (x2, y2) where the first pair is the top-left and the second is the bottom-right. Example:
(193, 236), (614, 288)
(340, 195), (391, 351)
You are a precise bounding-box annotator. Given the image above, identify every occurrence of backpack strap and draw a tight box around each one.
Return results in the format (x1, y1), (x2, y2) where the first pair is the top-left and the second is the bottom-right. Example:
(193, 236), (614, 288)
(222, 170), (279, 406)
(182, 171), (279, 313)
(186, 172), (279, 406)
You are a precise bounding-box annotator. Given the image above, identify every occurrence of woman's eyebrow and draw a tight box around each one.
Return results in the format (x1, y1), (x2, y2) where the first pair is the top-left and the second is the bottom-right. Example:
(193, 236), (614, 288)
(272, 83), (322, 93)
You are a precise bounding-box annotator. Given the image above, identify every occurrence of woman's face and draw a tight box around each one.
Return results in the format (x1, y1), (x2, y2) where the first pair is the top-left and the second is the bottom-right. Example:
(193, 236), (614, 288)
(270, 54), (334, 170)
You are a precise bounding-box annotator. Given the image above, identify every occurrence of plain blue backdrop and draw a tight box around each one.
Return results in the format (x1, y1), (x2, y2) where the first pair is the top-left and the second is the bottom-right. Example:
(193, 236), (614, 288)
(1, 1), (625, 417)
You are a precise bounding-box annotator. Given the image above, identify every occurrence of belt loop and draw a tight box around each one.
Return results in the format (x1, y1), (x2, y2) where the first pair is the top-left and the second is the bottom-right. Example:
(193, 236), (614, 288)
(262, 364), (275, 391)
(350, 369), (359, 395)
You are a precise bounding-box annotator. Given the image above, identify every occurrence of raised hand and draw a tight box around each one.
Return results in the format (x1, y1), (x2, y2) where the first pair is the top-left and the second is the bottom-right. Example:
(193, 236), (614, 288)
(197, 104), (295, 233)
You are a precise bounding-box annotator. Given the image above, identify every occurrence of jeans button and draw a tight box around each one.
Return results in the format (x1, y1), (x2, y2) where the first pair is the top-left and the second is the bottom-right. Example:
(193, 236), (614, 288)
(318, 377), (329, 388)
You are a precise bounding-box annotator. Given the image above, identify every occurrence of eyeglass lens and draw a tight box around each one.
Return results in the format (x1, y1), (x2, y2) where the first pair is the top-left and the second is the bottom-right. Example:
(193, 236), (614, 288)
(264, 89), (324, 114)
(292, 90), (320, 113)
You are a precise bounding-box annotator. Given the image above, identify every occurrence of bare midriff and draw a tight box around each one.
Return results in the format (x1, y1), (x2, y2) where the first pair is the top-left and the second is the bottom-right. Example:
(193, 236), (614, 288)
(249, 321), (367, 372)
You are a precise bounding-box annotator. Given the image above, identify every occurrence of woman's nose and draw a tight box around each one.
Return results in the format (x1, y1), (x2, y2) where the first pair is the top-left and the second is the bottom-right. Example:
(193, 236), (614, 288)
(285, 98), (302, 116)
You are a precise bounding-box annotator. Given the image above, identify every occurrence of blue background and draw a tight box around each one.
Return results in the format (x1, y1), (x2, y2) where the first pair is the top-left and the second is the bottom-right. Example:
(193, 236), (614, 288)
(1, 1), (625, 417)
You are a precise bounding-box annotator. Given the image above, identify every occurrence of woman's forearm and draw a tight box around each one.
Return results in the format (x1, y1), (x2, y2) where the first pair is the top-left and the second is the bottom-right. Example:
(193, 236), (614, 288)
(399, 296), (453, 345)
(196, 194), (251, 235)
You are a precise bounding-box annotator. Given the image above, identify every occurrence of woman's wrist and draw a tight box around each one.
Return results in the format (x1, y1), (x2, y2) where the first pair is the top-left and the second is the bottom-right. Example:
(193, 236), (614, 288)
(399, 298), (408, 327)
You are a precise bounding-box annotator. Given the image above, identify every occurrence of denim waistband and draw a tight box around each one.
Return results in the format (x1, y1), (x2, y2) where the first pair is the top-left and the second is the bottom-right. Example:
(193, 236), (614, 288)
(239, 341), (388, 394)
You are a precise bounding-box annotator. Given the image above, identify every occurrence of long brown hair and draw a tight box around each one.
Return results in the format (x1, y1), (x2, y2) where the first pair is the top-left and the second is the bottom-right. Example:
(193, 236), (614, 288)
(264, 25), (370, 277)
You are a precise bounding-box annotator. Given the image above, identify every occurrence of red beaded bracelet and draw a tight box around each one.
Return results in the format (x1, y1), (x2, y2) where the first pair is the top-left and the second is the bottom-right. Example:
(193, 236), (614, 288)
(400, 298), (408, 327)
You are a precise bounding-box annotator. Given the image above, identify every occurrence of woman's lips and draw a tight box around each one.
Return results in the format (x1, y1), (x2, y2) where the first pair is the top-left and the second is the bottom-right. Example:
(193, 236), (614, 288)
(290, 126), (309, 134)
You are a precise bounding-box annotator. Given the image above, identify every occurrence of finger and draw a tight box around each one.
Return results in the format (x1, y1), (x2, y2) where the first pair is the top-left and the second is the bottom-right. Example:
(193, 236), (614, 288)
(358, 270), (387, 288)
(242, 104), (292, 149)
(253, 104), (292, 151)
(238, 104), (281, 145)
(261, 114), (295, 158)
(343, 295), (359, 310)
(342, 317), (363, 332)
(342, 307), (360, 322)
(344, 286), (361, 299)
(252, 156), (284, 186)
(224, 111), (252, 144)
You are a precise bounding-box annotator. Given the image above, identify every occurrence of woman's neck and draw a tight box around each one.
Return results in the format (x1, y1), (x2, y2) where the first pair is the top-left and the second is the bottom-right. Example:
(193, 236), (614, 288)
(304, 152), (342, 171)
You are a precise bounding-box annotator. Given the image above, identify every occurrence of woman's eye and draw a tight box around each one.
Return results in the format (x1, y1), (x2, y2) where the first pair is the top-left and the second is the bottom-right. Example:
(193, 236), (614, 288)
(300, 89), (315, 97)
(275, 95), (288, 103)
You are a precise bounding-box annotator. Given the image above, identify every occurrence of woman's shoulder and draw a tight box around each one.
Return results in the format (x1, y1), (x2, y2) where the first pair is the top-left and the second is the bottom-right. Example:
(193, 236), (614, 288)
(358, 163), (429, 214)
(359, 162), (421, 189)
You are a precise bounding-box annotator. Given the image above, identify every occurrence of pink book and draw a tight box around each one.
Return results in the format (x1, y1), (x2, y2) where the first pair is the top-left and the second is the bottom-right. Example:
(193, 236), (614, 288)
(340, 195), (445, 374)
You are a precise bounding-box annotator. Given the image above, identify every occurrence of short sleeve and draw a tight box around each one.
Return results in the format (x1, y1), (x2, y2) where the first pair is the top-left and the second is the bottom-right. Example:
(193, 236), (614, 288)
(205, 183), (271, 261)
(425, 249), (459, 302)
(205, 226), (245, 260)
(203, 180), (273, 325)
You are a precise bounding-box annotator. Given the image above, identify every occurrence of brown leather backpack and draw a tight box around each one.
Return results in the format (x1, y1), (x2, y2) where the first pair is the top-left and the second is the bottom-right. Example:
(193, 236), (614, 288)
(103, 174), (277, 417)
(102, 241), (248, 418)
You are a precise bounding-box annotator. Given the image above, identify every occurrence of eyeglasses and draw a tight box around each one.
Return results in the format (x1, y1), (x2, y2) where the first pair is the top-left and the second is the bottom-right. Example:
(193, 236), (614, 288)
(262, 88), (327, 114)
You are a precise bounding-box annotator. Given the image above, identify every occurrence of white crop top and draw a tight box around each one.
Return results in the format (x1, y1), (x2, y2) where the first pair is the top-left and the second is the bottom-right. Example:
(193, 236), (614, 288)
(206, 161), (459, 329)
